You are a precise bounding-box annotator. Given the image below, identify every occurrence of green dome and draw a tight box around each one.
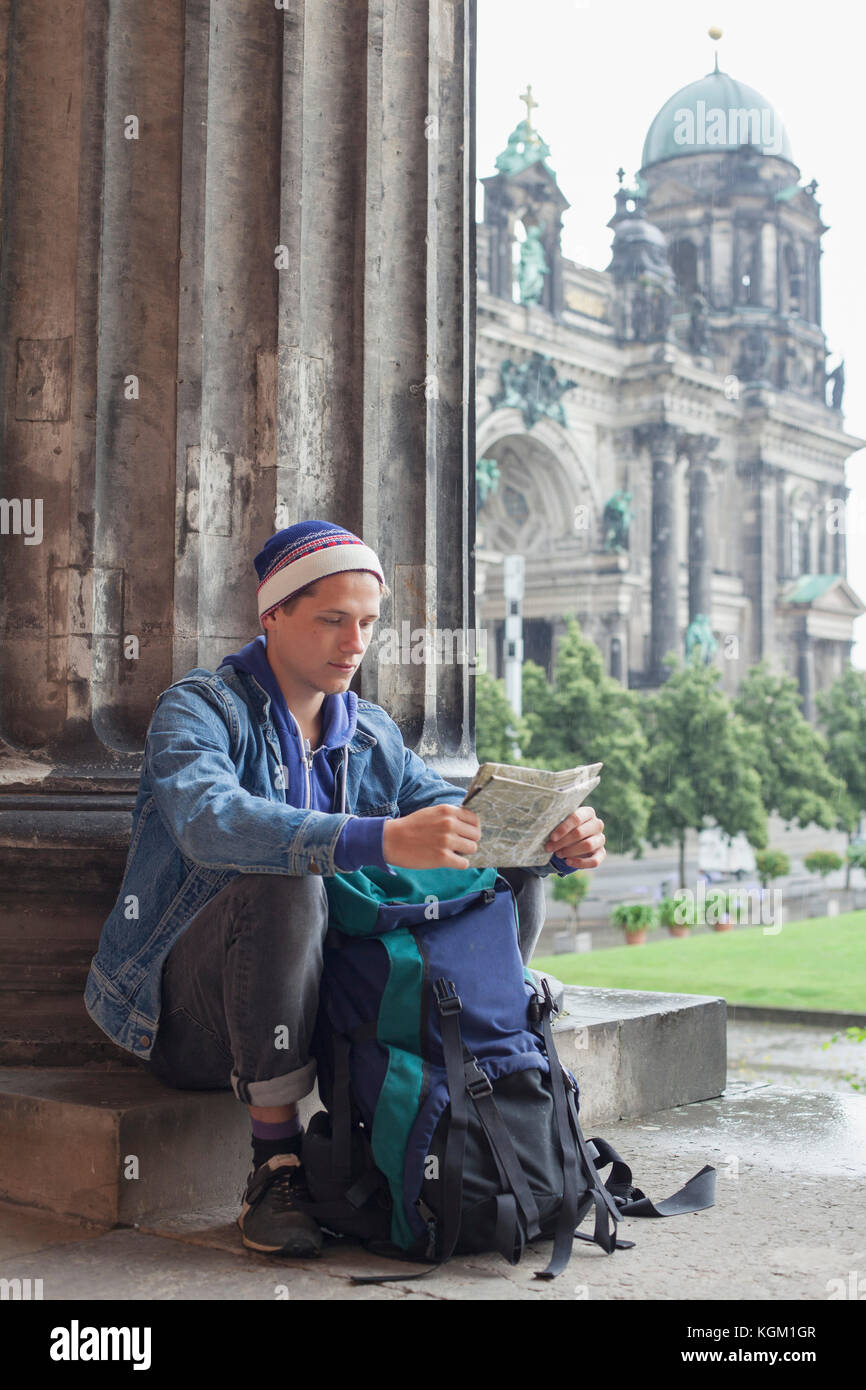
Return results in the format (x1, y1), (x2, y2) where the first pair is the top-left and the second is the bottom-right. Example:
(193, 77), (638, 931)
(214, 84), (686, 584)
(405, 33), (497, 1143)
(641, 69), (795, 169)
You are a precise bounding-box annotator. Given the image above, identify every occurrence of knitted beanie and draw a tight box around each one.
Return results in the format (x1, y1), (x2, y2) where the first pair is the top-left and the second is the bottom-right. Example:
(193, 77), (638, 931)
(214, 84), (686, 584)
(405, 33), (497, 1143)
(254, 520), (385, 622)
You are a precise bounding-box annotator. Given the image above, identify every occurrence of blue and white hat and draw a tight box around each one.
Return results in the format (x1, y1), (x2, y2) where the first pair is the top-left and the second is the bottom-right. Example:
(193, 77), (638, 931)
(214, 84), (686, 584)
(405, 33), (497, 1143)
(254, 520), (385, 623)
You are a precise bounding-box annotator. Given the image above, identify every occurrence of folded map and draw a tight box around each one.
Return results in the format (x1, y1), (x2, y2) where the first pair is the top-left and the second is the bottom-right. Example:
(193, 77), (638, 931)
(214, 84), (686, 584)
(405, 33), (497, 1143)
(460, 761), (603, 869)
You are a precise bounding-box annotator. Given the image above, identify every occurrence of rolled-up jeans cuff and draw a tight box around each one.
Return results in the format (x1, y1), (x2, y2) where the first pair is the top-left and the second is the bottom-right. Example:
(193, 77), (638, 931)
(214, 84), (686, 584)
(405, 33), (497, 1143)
(231, 1058), (317, 1107)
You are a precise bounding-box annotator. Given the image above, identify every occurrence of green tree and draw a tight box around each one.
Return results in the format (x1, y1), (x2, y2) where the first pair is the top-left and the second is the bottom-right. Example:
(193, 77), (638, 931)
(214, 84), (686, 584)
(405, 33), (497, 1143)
(473, 666), (531, 765)
(803, 849), (843, 880)
(551, 871), (590, 922)
(641, 659), (767, 888)
(518, 616), (650, 856)
(734, 662), (845, 828)
(755, 849), (790, 889)
(817, 668), (866, 885)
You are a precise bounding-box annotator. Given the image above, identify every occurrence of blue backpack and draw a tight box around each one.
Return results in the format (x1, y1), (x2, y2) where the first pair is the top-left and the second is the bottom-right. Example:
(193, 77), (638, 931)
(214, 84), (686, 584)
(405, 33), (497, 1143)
(295, 863), (715, 1282)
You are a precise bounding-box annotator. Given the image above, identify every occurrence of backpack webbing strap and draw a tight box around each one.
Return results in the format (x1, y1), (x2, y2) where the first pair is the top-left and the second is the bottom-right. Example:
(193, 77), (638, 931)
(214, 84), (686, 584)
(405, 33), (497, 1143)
(533, 983), (588, 1278)
(534, 980), (624, 1277)
(587, 1135), (717, 1218)
(460, 1059), (543, 1241)
(494, 1193), (525, 1265)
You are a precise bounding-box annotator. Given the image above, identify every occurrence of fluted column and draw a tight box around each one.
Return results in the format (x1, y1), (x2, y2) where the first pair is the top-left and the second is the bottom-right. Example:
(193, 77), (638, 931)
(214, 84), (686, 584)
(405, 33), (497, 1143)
(0, 0), (478, 1063)
(681, 433), (721, 625)
(635, 422), (680, 682)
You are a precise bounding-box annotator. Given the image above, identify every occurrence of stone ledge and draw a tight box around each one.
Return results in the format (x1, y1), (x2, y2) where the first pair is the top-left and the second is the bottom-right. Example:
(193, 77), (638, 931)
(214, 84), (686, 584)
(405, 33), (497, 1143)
(0, 986), (726, 1226)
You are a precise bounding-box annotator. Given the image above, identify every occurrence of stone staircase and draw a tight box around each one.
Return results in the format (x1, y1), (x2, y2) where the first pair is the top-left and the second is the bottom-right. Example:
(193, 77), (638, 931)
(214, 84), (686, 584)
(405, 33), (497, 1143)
(0, 985), (726, 1226)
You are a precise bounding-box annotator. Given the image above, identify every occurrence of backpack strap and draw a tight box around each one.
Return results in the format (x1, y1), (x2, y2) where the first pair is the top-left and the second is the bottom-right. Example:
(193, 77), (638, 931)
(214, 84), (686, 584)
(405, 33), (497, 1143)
(534, 978), (623, 1277)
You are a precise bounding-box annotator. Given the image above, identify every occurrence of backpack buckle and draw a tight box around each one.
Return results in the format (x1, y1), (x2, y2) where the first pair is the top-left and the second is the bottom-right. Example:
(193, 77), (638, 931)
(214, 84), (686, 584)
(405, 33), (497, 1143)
(539, 976), (559, 1017)
(433, 978), (463, 1016)
(464, 1061), (493, 1098)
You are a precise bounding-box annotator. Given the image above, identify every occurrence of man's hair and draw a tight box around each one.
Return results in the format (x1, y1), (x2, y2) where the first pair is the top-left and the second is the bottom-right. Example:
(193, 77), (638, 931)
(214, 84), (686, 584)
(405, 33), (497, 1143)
(277, 573), (390, 616)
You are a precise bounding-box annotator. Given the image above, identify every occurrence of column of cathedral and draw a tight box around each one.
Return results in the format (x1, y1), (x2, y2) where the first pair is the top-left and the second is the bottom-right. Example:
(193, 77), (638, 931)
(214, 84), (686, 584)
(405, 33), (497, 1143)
(0, 0), (476, 1061)
(635, 423), (679, 682)
(681, 433), (721, 625)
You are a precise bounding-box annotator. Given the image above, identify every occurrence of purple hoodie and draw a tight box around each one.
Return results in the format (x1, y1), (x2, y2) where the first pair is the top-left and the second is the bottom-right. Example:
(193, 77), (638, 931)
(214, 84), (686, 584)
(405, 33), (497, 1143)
(219, 634), (394, 874)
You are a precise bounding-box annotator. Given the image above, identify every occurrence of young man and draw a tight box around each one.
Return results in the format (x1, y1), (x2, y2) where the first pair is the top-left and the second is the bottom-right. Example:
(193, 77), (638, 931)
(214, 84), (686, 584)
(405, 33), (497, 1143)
(84, 521), (606, 1257)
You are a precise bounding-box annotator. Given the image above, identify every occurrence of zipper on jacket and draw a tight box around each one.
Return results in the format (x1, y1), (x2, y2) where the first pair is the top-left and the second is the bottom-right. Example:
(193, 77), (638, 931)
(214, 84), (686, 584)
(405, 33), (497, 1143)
(303, 737), (313, 810)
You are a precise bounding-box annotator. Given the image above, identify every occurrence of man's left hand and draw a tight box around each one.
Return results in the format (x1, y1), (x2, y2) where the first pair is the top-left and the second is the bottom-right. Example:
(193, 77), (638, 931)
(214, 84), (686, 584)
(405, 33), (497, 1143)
(544, 805), (606, 870)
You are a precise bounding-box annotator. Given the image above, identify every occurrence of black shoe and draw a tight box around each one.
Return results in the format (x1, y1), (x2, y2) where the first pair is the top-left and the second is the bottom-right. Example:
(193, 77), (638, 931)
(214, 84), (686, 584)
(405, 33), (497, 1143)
(237, 1153), (323, 1256)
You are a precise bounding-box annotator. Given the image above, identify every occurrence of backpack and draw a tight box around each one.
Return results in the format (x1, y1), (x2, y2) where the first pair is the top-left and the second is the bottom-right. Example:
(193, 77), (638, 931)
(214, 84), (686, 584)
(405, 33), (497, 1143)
(294, 863), (716, 1282)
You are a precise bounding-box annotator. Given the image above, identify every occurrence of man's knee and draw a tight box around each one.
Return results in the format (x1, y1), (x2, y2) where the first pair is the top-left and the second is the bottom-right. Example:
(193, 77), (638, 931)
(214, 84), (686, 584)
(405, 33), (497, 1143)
(220, 871), (328, 930)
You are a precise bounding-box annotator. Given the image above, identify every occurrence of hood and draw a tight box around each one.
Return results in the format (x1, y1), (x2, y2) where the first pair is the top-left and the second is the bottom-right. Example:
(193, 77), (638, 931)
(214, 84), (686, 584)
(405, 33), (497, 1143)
(219, 634), (358, 812)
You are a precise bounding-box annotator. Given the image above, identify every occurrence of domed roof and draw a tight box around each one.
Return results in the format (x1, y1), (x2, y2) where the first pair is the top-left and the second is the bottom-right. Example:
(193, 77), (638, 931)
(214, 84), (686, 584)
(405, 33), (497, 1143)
(641, 68), (795, 169)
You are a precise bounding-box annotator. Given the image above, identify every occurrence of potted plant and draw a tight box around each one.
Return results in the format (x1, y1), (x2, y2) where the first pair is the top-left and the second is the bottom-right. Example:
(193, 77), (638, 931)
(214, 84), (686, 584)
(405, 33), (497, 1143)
(657, 895), (693, 938)
(611, 902), (657, 945)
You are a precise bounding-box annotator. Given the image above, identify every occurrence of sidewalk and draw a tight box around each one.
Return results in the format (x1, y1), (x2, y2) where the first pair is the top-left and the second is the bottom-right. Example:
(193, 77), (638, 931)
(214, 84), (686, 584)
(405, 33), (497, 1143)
(2, 1079), (864, 1300)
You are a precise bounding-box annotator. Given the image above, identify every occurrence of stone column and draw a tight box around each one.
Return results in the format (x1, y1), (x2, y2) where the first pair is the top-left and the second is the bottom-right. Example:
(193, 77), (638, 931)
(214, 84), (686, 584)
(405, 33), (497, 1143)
(635, 423), (680, 682)
(681, 433), (721, 625)
(798, 623), (815, 722)
(0, 0), (478, 1063)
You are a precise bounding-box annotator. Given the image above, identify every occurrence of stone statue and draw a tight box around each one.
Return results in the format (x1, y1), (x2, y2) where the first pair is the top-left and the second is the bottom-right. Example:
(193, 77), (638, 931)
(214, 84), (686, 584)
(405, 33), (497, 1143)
(826, 360), (845, 410)
(685, 613), (718, 665)
(517, 225), (549, 305)
(489, 352), (577, 430)
(687, 292), (711, 357)
(603, 490), (633, 552)
(475, 456), (500, 509)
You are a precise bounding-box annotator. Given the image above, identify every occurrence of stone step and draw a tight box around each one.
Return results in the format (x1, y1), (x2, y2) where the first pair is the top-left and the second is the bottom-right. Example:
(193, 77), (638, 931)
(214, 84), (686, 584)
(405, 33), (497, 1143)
(0, 986), (726, 1226)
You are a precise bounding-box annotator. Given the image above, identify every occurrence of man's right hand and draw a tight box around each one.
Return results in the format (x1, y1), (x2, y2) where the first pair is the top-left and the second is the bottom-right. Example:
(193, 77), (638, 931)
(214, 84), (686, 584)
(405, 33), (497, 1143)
(382, 804), (482, 870)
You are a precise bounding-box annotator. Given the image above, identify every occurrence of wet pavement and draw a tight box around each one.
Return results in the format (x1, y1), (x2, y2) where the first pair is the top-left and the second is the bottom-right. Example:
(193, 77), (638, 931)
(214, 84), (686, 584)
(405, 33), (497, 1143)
(727, 1018), (866, 1094)
(2, 1075), (864, 1301)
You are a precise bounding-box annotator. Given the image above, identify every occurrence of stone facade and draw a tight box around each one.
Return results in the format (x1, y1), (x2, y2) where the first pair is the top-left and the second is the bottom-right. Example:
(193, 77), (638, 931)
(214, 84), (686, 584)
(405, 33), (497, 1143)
(475, 70), (865, 707)
(0, 0), (478, 1064)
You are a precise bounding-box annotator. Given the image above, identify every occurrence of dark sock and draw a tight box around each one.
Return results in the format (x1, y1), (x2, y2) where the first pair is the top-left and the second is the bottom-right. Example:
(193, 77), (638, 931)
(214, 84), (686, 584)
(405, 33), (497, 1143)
(251, 1114), (303, 1171)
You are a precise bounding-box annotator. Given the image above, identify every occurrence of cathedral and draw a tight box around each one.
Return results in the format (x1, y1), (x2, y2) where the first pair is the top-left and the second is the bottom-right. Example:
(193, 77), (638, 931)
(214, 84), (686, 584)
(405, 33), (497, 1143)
(474, 61), (864, 718)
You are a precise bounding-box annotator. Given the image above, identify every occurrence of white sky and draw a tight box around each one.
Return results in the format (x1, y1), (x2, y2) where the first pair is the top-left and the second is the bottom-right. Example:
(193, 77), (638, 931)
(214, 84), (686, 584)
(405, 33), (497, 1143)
(477, 0), (866, 665)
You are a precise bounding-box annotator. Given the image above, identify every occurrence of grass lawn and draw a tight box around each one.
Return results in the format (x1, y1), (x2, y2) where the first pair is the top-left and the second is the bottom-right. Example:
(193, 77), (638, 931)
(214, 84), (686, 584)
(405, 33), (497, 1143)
(531, 911), (866, 1014)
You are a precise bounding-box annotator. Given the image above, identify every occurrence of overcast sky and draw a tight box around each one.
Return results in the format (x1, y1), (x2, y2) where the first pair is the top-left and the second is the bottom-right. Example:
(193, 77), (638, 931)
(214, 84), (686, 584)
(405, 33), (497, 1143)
(477, 0), (866, 665)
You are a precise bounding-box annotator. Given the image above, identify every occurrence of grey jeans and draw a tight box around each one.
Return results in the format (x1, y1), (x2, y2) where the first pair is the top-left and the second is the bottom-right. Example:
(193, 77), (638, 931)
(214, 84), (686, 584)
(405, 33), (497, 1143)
(147, 867), (547, 1109)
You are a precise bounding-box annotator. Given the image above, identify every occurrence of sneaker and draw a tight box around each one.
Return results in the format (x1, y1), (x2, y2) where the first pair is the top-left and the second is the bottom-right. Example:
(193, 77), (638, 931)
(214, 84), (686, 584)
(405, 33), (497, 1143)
(237, 1153), (324, 1256)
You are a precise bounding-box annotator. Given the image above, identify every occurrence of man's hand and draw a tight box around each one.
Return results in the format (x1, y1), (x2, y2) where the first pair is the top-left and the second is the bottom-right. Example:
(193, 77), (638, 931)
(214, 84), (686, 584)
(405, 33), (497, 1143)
(383, 805), (482, 870)
(544, 805), (606, 870)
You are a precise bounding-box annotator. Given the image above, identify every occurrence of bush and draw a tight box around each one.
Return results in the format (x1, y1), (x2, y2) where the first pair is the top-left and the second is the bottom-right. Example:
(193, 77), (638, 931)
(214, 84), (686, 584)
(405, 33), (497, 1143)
(755, 849), (790, 888)
(611, 902), (657, 934)
(803, 850), (844, 880)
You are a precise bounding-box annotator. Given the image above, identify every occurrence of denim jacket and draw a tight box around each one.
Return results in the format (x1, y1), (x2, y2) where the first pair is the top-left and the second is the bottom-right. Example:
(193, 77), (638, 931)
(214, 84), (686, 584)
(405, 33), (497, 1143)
(84, 663), (564, 1060)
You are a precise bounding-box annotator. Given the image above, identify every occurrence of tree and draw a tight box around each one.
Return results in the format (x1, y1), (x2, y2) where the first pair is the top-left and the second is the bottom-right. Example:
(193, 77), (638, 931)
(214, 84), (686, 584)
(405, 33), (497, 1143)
(817, 668), (866, 884)
(551, 871), (590, 923)
(734, 662), (845, 828)
(473, 666), (531, 765)
(517, 616), (651, 856)
(755, 849), (790, 889)
(641, 658), (767, 888)
(803, 849), (843, 880)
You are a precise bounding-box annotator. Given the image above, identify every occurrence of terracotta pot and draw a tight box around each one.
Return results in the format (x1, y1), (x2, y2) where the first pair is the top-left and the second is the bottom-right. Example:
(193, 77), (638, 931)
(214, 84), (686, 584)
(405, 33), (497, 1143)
(713, 920), (734, 932)
(625, 929), (648, 945)
(668, 925), (691, 938)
